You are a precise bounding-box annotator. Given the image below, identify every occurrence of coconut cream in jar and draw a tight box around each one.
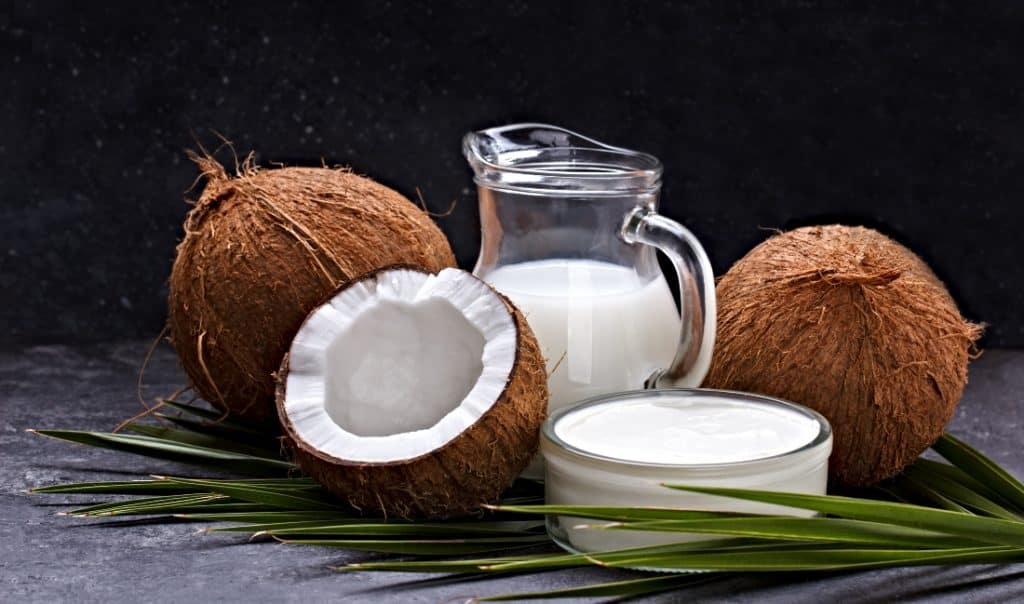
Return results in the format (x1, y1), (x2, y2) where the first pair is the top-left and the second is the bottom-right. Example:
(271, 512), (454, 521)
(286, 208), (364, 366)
(542, 389), (832, 553)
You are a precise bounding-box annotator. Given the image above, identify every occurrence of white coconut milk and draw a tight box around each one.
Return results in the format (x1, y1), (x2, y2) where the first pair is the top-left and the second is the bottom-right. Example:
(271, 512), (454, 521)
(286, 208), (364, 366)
(554, 397), (821, 465)
(484, 259), (681, 414)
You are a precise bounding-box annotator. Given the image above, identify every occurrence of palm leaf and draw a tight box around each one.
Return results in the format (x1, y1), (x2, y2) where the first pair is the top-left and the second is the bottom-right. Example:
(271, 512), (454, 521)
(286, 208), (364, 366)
(176, 511), (348, 523)
(490, 504), (733, 522)
(337, 553), (563, 573)
(31, 411), (1024, 593)
(580, 544), (1024, 572)
(146, 476), (320, 490)
(124, 423), (280, 458)
(594, 516), (982, 548)
(664, 485), (1024, 546)
(32, 479), (199, 495)
(880, 477), (974, 514)
(29, 429), (293, 474)
(482, 539), (857, 573)
(186, 477), (319, 488)
(67, 493), (228, 516)
(343, 539), (785, 574)
(256, 520), (546, 538)
(902, 464), (1020, 520)
(156, 476), (339, 510)
(910, 458), (1016, 507)
(279, 535), (552, 555)
(160, 400), (277, 434)
(156, 411), (279, 442)
(933, 433), (1024, 512)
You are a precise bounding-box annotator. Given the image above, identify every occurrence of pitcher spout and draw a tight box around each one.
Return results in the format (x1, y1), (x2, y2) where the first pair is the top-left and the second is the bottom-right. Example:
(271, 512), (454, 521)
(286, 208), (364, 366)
(462, 123), (662, 195)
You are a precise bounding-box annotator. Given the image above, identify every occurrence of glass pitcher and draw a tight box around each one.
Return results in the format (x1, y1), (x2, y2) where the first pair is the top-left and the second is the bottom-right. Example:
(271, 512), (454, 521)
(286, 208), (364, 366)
(464, 123), (716, 442)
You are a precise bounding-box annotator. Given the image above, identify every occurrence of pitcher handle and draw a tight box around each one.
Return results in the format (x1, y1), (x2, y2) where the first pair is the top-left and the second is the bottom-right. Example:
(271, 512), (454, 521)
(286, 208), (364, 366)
(621, 207), (716, 389)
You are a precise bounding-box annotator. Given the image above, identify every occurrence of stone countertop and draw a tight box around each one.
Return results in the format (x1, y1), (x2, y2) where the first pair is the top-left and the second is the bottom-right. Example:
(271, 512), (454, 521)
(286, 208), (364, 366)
(2, 341), (1023, 603)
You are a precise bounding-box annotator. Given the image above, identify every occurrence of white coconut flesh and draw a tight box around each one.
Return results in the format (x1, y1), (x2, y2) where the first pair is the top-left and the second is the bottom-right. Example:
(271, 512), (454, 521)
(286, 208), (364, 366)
(283, 268), (517, 463)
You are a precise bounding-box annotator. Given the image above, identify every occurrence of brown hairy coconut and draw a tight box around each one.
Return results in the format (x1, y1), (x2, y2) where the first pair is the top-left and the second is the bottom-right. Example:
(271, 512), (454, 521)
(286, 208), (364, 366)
(168, 154), (456, 422)
(275, 266), (548, 519)
(704, 225), (982, 487)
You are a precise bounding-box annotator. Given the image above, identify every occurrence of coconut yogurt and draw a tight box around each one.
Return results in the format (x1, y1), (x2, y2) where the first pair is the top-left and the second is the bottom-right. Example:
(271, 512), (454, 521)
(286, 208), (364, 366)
(554, 395), (821, 465)
(541, 389), (833, 555)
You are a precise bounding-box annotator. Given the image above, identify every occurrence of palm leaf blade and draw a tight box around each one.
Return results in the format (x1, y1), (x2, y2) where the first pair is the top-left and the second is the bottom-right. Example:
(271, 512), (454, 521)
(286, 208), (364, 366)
(264, 520), (545, 538)
(30, 429), (293, 473)
(124, 423), (280, 458)
(585, 545), (1024, 572)
(903, 463), (1021, 520)
(597, 516), (982, 548)
(933, 433), (1024, 512)
(664, 485), (1024, 546)
(281, 535), (551, 555)
(32, 480), (199, 495)
(157, 476), (339, 510)
(67, 493), (228, 516)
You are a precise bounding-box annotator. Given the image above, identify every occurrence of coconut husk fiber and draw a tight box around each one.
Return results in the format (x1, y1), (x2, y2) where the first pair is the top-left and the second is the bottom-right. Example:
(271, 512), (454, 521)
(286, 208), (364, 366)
(703, 225), (982, 487)
(168, 153), (456, 422)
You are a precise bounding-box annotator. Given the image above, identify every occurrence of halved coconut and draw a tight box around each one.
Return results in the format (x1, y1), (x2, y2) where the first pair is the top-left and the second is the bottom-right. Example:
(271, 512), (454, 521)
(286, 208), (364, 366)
(276, 266), (548, 519)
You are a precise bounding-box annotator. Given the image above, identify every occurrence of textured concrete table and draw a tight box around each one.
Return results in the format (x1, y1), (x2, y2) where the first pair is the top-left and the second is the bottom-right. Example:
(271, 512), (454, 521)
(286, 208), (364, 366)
(3, 342), (1023, 603)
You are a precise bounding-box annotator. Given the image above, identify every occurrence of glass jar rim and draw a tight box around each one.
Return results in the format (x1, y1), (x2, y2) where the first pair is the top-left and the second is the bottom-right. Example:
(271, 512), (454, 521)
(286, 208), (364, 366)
(541, 388), (833, 471)
(463, 123), (663, 196)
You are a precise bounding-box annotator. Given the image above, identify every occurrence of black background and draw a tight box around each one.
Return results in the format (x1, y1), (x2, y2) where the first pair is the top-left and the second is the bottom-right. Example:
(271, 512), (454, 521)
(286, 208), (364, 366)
(2, 1), (1022, 347)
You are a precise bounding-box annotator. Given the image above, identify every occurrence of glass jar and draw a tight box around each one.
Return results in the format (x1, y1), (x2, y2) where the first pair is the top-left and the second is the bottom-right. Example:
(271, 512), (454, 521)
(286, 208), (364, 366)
(542, 389), (833, 553)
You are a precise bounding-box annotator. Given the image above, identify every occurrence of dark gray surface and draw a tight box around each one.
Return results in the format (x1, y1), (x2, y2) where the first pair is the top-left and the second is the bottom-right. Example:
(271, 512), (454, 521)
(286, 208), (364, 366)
(2, 341), (1023, 603)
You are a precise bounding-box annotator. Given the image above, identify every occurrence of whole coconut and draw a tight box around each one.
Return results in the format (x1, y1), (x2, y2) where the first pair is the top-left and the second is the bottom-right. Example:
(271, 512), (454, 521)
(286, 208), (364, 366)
(704, 225), (982, 487)
(168, 154), (456, 421)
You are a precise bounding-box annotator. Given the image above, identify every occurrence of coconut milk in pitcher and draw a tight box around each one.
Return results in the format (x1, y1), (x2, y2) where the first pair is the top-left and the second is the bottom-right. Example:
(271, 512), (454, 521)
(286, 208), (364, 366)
(485, 259), (680, 409)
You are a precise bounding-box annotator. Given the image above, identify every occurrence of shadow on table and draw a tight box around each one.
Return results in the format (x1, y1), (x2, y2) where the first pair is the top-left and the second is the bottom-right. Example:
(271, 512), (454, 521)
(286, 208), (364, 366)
(673, 564), (1024, 603)
(343, 563), (1024, 603)
(853, 566), (1024, 603)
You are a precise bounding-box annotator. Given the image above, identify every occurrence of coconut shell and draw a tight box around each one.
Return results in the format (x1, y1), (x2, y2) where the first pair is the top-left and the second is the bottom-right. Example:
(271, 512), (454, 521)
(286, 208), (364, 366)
(703, 225), (982, 487)
(276, 287), (549, 519)
(167, 155), (456, 422)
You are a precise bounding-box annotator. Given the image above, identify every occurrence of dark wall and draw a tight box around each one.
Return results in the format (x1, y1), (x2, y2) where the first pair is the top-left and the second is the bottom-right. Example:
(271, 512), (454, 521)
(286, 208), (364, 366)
(2, 1), (1022, 346)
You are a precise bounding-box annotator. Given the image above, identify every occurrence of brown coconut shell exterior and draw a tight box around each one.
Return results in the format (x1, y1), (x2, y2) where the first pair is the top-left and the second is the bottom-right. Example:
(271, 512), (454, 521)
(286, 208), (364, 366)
(275, 274), (548, 520)
(703, 225), (982, 488)
(167, 155), (456, 422)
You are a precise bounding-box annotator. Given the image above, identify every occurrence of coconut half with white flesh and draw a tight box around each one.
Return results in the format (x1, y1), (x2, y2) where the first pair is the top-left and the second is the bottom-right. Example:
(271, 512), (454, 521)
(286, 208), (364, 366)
(276, 266), (548, 519)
